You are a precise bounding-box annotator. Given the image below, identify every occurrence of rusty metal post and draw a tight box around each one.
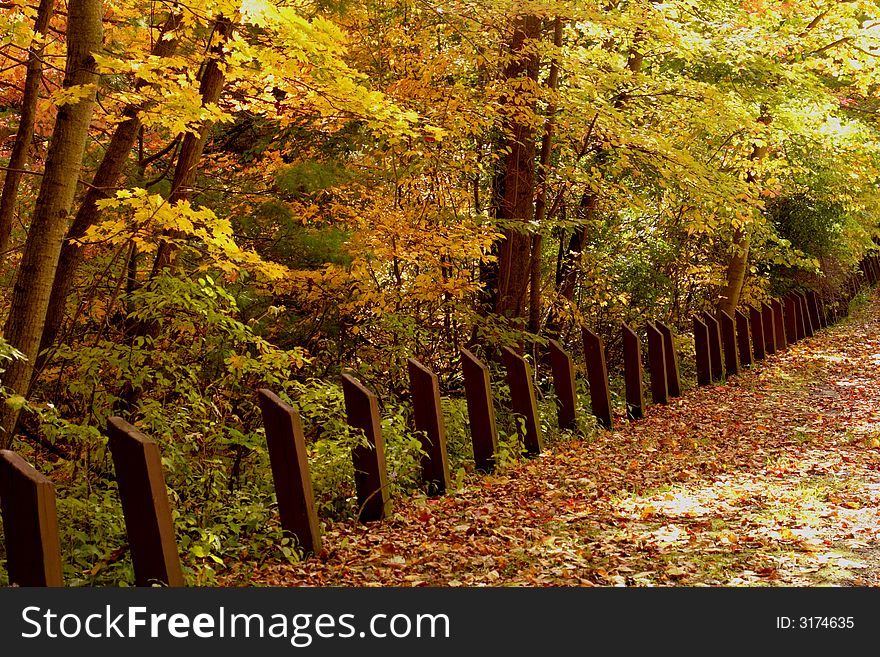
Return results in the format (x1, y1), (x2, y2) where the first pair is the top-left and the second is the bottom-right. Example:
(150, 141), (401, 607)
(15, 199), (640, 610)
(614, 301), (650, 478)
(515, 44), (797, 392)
(795, 293), (808, 340)
(806, 291), (823, 330)
(749, 307), (765, 361)
(816, 292), (828, 328)
(460, 348), (498, 473)
(761, 303), (776, 355)
(718, 310), (738, 376)
(646, 322), (668, 404)
(408, 359), (451, 496)
(107, 417), (184, 587)
(693, 317), (711, 386)
(785, 294), (801, 342)
(702, 311), (723, 381)
(655, 321), (681, 398)
(771, 299), (787, 350)
(797, 292), (814, 337)
(581, 329), (614, 429)
(0, 450), (63, 586)
(258, 389), (322, 554)
(622, 324), (645, 420)
(735, 309), (752, 367)
(341, 374), (392, 522)
(548, 340), (578, 432)
(502, 347), (544, 455)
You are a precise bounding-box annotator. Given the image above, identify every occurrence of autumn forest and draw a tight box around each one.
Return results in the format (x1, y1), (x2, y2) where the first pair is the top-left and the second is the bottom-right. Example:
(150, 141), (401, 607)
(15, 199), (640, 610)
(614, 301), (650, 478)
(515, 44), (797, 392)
(1, 0), (880, 587)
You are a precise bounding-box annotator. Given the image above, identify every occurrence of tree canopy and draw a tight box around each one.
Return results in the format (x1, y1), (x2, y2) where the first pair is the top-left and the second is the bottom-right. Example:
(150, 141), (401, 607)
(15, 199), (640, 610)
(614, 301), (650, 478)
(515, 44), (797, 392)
(1, 0), (879, 584)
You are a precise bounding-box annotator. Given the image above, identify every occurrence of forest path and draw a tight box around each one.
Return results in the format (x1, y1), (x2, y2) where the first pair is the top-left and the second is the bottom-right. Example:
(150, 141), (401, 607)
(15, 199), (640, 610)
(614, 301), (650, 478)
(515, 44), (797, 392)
(233, 289), (880, 587)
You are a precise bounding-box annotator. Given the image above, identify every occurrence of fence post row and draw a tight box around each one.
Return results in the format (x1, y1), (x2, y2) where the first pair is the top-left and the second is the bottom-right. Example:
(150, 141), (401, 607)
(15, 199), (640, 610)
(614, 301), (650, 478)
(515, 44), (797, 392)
(548, 339), (579, 432)
(5, 266), (878, 586)
(107, 417), (184, 587)
(502, 347), (544, 456)
(0, 450), (63, 587)
(622, 324), (645, 420)
(257, 389), (323, 555)
(341, 374), (392, 523)
(408, 359), (452, 496)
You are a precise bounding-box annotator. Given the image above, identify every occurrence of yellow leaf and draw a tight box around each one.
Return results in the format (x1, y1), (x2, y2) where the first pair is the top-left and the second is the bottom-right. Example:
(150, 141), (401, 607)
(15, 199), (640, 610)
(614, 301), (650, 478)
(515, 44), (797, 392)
(4, 394), (26, 410)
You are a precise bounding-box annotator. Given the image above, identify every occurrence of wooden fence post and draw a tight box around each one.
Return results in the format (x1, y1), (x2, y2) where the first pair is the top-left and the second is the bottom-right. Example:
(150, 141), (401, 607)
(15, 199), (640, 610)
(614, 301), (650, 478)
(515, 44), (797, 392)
(735, 309), (752, 367)
(702, 311), (723, 381)
(718, 310), (738, 376)
(257, 389), (322, 554)
(771, 299), (787, 350)
(761, 302), (776, 355)
(806, 290), (823, 330)
(646, 322), (668, 404)
(548, 340), (578, 432)
(693, 317), (711, 386)
(622, 324), (645, 419)
(408, 359), (451, 496)
(817, 295), (830, 327)
(502, 347), (544, 455)
(0, 450), (63, 586)
(797, 293), (809, 339)
(107, 417), (184, 587)
(797, 292), (814, 337)
(749, 307), (765, 361)
(655, 321), (681, 398)
(460, 348), (498, 473)
(581, 328), (614, 429)
(786, 294), (801, 342)
(341, 374), (392, 522)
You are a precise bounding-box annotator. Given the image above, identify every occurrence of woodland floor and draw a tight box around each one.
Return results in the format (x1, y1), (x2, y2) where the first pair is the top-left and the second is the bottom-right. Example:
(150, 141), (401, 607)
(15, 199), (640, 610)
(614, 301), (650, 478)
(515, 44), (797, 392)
(224, 289), (880, 587)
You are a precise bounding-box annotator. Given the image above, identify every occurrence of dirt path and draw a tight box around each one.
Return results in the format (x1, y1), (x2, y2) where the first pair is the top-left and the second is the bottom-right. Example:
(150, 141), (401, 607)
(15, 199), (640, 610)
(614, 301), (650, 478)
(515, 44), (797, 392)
(226, 289), (880, 587)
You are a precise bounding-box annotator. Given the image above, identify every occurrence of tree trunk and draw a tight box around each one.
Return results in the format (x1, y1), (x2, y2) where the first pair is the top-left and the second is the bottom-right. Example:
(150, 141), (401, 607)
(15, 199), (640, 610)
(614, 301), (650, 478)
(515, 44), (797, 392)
(0, 0), (102, 447)
(37, 12), (182, 361)
(716, 230), (750, 317)
(492, 14), (541, 320)
(0, 0), (55, 256)
(717, 111), (772, 316)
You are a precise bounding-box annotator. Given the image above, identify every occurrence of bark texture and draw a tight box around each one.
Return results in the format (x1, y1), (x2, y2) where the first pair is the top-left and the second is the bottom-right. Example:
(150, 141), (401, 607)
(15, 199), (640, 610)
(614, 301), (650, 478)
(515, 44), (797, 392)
(717, 111), (772, 317)
(0, 0), (55, 256)
(0, 0), (103, 447)
(38, 11), (182, 359)
(491, 14), (542, 321)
